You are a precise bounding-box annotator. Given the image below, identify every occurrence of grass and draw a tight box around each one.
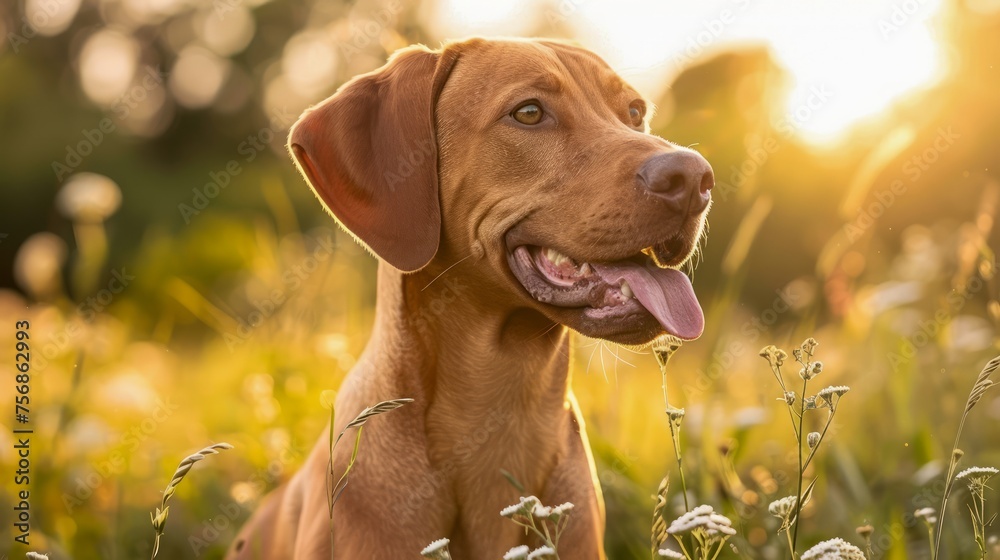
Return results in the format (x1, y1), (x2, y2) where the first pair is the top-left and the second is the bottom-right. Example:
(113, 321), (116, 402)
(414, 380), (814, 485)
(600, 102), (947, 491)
(4, 175), (1000, 559)
(149, 443), (234, 559)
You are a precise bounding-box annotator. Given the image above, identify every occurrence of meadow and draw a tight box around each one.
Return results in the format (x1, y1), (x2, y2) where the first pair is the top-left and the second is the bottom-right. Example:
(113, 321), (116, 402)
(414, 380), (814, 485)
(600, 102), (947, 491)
(2, 0), (1000, 559)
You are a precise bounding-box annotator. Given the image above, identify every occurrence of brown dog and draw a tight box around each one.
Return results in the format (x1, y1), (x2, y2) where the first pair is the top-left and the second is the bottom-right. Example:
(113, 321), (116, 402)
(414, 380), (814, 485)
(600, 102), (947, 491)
(227, 37), (712, 559)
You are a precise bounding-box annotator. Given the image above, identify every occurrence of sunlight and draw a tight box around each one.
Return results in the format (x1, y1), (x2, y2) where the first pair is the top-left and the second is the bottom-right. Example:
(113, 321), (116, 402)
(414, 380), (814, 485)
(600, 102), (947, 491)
(430, 0), (948, 145)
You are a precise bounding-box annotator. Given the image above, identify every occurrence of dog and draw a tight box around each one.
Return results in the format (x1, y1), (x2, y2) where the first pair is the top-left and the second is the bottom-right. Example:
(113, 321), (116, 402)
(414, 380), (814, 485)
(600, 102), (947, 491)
(227, 37), (712, 560)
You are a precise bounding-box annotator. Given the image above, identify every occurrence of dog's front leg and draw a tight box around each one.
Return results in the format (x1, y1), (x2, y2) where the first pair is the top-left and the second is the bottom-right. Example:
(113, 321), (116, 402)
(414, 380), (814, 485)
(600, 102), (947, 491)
(540, 401), (607, 560)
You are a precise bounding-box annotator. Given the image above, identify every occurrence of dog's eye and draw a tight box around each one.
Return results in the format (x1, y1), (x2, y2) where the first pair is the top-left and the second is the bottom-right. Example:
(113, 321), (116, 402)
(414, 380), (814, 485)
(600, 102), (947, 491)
(513, 103), (543, 125)
(628, 101), (645, 127)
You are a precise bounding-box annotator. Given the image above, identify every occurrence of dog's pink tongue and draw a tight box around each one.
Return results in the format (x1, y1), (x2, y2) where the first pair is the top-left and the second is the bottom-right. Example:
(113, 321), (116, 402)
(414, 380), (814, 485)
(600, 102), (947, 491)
(593, 262), (704, 340)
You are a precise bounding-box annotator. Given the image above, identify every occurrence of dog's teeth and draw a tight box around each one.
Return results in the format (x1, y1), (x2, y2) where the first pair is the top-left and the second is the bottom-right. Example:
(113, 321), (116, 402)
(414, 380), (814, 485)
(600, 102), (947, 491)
(578, 263), (592, 277)
(620, 279), (634, 299)
(544, 247), (572, 266)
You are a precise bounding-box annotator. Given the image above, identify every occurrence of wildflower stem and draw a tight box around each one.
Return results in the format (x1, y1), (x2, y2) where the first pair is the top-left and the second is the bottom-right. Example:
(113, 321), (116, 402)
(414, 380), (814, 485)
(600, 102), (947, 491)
(660, 357), (690, 513)
(933, 422), (966, 560)
(801, 406), (836, 472)
(673, 535), (693, 560)
(670, 425), (691, 512)
(776, 364), (801, 440)
(709, 540), (726, 560)
(784, 524), (795, 559)
(519, 513), (561, 559)
(790, 376), (808, 557)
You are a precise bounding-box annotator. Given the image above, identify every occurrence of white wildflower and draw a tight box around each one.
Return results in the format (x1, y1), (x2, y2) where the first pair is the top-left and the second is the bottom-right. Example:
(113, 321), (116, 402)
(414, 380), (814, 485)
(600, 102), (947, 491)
(552, 502), (574, 516)
(504, 545), (530, 560)
(500, 503), (522, 518)
(801, 537), (867, 560)
(527, 546), (556, 559)
(658, 549), (685, 559)
(956, 466), (999, 481)
(667, 504), (736, 538)
(532, 504), (553, 519)
(56, 172), (122, 222)
(501, 496), (540, 518)
(420, 538), (451, 559)
(914, 507), (937, 525)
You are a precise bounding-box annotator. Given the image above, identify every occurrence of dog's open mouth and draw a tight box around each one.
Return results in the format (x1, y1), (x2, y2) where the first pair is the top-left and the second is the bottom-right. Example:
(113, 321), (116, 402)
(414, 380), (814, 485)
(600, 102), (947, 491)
(506, 243), (705, 340)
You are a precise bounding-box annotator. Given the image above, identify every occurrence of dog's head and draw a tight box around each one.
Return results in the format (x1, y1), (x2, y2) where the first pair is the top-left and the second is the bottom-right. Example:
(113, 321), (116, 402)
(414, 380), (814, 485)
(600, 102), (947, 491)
(290, 38), (713, 346)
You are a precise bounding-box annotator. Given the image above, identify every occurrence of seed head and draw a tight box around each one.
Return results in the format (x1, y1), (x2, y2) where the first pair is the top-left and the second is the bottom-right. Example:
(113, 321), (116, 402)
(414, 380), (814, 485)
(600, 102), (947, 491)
(775, 349), (788, 366)
(768, 495), (798, 519)
(801, 338), (819, 355)
(817, 385), (851, 407)
(808, 432), (821, 449)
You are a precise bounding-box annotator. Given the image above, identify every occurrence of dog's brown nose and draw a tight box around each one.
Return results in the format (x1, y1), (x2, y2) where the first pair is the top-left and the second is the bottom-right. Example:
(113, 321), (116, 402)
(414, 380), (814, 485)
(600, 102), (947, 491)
(637, 151), (714, 213)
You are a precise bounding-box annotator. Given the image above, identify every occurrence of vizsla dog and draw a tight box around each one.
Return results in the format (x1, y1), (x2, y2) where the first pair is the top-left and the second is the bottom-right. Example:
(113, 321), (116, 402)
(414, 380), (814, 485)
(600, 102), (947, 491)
(228, 37), (712, 559)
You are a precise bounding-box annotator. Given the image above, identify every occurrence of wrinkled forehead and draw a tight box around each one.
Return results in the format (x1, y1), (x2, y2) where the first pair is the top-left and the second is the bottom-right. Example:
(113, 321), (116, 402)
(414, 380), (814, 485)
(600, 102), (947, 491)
(440, 39), (641, 121)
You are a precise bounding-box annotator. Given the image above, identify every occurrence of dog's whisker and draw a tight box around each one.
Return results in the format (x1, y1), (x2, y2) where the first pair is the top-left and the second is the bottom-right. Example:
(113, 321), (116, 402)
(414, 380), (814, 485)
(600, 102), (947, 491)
(599, 342), (610, 383)
(421, 254), (473, 291)
(525, 321), (561, 343)
(584, 339), (601, 380)
(607, 342), (638, 368)
(609, 343), (649, 356)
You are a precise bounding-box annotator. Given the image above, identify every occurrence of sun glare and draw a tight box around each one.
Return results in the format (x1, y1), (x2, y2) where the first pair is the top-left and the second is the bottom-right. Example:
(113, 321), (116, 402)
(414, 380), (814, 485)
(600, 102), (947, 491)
(429, 0), (948, 145)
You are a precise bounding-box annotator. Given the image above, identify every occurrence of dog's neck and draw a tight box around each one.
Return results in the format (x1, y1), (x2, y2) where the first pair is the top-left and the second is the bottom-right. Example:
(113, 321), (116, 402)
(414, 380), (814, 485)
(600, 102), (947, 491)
(363, 262), (574, 493)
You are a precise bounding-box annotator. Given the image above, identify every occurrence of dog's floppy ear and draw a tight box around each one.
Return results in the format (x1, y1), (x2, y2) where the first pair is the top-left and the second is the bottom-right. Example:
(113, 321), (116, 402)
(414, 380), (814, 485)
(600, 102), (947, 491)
(288, 45), (459, 272)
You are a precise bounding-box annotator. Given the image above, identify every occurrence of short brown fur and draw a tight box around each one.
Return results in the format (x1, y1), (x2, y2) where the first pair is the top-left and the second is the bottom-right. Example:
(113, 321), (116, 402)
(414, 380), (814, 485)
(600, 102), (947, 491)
(228, 37), (711, 560)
